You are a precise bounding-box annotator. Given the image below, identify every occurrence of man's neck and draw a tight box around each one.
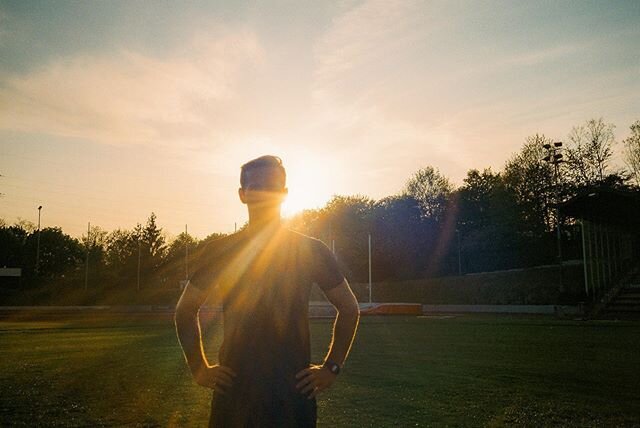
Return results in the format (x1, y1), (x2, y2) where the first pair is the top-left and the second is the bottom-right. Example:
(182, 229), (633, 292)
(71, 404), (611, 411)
(246, 208), (281, 234)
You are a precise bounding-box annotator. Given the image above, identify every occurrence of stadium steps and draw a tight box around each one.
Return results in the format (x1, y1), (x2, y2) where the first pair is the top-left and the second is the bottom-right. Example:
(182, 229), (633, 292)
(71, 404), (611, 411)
(602, 280), (640, 320)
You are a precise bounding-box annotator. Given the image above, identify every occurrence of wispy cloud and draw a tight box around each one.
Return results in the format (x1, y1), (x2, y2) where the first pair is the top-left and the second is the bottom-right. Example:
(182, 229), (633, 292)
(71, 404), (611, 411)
(309, 0), (474, 188)
(0, 30), (264, 148)
(313, 0), (425, 105)
(308, 0), (638, 186)
(0, 8), (8, 44)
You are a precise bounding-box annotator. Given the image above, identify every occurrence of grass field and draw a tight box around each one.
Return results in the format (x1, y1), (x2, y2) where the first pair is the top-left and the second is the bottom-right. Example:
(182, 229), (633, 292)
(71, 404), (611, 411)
(1, 314), (639, 427)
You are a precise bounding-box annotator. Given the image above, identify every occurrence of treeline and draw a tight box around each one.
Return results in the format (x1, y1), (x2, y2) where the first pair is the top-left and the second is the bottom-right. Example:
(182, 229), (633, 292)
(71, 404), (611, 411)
(289, 118), (640, 282)
(1, 118), (639, 294)
(0, 212), (224, 291)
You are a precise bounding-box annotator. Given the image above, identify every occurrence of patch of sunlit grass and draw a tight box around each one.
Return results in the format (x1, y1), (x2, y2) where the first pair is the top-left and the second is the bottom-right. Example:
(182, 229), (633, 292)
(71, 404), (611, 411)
(1, 315), (639, 426)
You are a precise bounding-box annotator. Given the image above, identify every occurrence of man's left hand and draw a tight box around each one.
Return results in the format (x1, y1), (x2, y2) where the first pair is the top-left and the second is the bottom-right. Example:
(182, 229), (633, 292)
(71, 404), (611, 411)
(295, 364), (337, 399)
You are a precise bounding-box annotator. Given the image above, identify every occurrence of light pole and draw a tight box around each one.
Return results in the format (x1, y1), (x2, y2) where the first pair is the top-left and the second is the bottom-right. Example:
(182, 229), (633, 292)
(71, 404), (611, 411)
(543, 141), (564, 293)
(455, 229), (462, 275)
(84, 222), (90, 291)
(368, 233), (372, 304)
(35, 205), (42, 276)
(184, 224), (189, 282)
(137, 237), (141, 292)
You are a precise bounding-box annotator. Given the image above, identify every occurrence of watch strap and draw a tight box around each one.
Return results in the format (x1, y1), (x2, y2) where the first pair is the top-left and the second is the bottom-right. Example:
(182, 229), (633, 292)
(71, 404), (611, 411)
(323, 360), (341, 375)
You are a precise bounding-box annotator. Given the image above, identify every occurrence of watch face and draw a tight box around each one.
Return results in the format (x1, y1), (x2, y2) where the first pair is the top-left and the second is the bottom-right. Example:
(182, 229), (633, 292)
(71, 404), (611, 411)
(324, 361), (340, 374)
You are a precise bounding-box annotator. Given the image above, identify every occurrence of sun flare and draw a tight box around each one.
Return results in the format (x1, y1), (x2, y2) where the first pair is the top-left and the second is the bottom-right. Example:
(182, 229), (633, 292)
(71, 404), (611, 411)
(280, 155), (335, 217)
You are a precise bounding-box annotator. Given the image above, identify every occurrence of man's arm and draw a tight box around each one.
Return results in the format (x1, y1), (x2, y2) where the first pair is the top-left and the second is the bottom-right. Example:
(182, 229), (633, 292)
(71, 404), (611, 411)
(322, 279), (360, 366)
(174, 282), (236, 392)
(296, 279), (360, 399)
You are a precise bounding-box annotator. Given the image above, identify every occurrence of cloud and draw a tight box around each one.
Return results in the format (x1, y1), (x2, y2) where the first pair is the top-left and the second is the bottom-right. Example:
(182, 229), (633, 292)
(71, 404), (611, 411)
(0, 29), (264, 149)
(312, 0), (425, 106)
(308, 0), (473, 188)
(308, 0), (638, 187)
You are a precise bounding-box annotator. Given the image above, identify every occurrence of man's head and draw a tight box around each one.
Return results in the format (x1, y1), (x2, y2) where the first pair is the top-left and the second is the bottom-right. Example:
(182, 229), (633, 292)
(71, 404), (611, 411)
(239, 155), (288, 206)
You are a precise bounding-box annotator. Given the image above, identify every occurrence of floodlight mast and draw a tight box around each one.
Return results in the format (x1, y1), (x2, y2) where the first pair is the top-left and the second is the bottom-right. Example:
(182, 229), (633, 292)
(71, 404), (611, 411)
(543, 141), (564, 292)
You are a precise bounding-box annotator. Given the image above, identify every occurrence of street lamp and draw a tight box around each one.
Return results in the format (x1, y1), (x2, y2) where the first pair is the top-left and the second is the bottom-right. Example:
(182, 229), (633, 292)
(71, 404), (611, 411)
(543, 142), (564, 292)
(35, 205), (42, 276)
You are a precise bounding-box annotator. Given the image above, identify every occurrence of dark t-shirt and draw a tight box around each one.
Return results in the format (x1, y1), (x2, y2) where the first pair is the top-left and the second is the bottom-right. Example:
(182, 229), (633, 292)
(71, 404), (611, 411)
(188, 225), (344, 427)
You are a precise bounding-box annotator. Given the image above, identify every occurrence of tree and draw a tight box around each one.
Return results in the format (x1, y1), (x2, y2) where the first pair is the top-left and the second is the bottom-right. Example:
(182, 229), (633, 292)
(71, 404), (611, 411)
(503, 134), (556, 235)
(565, 118), (616, 187)
(371, 195), (425, 280)
(15, 217), (37, 234)
(25, 227), (84, 279)
(81, 225), (109, 283)
(403, 166), (453, 221)
(287, 195), (374, 281)
(132, 212), (168, 287)
(104, 228), (139, 286)
(457, 168), (532, 271)
(160, 230), (200, 286)
(0, 223), (30, 270)
(165, 231), (198, 264)
(622, 120), (640, 186)
(141, 212), (167, 261)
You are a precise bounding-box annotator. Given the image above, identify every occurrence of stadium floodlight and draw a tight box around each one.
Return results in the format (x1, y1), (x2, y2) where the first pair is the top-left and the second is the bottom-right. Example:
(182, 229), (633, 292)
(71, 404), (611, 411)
(542, 141), (564, 293)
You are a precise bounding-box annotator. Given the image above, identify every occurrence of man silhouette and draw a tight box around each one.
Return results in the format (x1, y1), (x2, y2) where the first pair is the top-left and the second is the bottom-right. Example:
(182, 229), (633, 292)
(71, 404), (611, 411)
(175, 155), (360, 427)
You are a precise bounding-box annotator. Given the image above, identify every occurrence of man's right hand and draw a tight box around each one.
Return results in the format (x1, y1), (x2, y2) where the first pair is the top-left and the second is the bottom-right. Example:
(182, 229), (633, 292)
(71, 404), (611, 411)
(192, 364), (237, 394)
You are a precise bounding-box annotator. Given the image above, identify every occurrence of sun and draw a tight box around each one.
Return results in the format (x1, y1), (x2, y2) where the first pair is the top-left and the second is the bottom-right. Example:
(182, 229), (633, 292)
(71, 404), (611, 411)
(280, 156), (335, 217)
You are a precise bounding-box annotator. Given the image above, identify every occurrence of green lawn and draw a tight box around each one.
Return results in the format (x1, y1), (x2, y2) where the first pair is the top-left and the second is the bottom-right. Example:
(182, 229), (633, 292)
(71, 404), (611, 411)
(0, 314), (639, 427)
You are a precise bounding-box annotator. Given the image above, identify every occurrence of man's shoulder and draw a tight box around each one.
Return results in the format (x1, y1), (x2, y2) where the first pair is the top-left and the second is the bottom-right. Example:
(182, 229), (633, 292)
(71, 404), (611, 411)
(196, 232), (246, 260)
(282, 228), (330, 255)
(283, 228), (322, 246)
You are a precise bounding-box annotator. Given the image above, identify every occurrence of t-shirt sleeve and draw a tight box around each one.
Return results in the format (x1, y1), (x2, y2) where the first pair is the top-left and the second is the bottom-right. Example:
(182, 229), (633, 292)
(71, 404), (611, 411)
(311, 238), (345, 292)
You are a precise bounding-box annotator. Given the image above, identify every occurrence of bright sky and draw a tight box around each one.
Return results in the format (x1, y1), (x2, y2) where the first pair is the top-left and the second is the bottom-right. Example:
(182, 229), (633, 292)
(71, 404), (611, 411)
(1, 0), (639, 240)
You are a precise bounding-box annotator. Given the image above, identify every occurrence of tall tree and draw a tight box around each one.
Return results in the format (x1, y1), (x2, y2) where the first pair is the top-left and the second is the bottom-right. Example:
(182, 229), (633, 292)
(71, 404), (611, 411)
(457, 168), (530, 271)
(0, 223), (30, 271)
(141, 212), (167, 261)
(105, 229), (136, 270)
(25, 227), (84, 279)
(371, 195), (425, 280)
(80, 225), (109, 282)
(160, 230), (200, 286)
(503, 134), (556, 234)
(458, 168), (521, 231)
(403, 166), (453, 221)
(137, 212), (168, 286)
(565, 118), (616, 187)
(622, 120), (640, 186)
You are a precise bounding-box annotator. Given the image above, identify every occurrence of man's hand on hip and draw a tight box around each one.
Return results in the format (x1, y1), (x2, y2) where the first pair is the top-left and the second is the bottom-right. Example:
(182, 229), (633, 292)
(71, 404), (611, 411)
(295, 364), (337, 399)
(192, 364), (237, 394)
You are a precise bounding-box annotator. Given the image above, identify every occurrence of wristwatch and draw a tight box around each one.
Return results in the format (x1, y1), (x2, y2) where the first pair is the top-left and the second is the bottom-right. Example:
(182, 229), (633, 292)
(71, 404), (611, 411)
(323, 360), (341, 375)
